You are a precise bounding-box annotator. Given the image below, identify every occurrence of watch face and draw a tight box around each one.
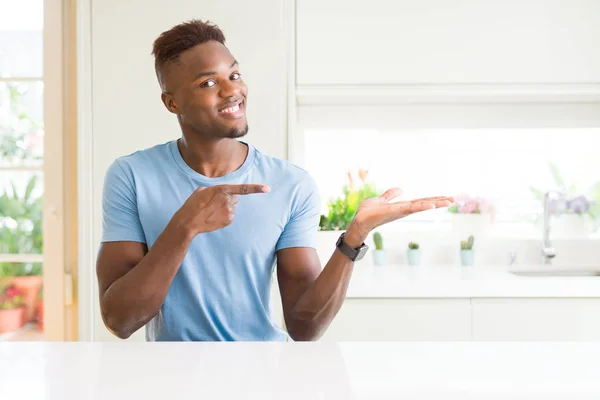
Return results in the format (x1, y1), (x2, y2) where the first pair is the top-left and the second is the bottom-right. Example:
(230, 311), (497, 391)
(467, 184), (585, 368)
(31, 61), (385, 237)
(354, 245), (369, 261)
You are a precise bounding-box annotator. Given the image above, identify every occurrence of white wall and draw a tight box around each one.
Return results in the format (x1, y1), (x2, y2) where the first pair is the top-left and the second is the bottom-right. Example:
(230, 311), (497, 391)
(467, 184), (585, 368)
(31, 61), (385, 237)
(84, 0), (290, 341)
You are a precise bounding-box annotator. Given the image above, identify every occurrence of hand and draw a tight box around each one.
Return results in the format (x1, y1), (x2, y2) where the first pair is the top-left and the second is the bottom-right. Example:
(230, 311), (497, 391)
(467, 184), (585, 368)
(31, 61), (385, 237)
(173, 184), (270, 236)
(345, 188), (454, 247)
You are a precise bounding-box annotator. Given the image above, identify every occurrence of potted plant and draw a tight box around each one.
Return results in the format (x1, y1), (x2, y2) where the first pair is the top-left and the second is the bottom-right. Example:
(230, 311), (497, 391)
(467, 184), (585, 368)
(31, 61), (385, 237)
(448, 194), (494, 237)
(372, 232), (386, 266)
(318, 169), (379, 231)
(460, 235), (475, 266)
(317, 169), (380, 257)
(406, 242), (421, 266)
(0, 263), (43, 323)
(0, 283), (25, 334)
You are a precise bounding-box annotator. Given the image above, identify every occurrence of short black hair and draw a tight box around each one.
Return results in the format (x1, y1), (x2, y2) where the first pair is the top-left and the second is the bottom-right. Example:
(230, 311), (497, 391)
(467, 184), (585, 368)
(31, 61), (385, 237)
(151, 19), (226, 86)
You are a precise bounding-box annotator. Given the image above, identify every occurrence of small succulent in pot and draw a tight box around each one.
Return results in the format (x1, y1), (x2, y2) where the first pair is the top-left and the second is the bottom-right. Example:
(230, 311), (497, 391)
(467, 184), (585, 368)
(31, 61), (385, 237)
(460, 236), (475, 266)
(373, 232), (383, 250)
(371, 232), (386, 266)
(460, 235), (474, 250)
(406, 241), (421, 266)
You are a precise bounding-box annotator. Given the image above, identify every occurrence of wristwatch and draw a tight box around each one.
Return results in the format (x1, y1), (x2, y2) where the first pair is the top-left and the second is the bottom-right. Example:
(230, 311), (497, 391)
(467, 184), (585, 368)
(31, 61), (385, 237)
(336, 232), (369, 261)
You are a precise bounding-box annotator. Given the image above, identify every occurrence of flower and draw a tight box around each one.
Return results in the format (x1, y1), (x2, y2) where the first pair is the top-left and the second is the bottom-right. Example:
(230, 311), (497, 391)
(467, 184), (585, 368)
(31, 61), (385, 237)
(5, 286), (20, 298)
(566, 195), (595, 215)
(449, 194), (494, 215)
(358, 169), (369, 183)
(0, 285), (24, 309)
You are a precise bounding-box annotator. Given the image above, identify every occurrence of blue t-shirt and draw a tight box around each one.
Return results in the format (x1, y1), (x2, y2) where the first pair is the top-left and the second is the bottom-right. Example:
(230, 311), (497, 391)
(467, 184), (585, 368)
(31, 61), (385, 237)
(101, 140), (321, 341)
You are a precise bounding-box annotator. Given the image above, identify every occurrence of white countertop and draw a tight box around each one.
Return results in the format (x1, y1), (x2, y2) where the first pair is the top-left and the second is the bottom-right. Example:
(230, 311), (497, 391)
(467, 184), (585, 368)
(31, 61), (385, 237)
(346, 264), (600, 298)
(1, 342), (600, 399)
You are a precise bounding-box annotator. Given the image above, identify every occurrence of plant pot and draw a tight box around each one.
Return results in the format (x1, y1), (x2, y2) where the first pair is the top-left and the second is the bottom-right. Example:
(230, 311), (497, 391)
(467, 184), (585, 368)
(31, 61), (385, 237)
(372, 249), (386, 266)
(0, 307), (25, 334)
(12, 275), (43, 322)
(460, 249), (475, 266)
(406, 249), (421, 266)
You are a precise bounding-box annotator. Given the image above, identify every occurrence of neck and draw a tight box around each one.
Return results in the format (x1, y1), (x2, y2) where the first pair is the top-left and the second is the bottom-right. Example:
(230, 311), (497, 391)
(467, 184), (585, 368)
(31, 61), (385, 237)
(177, 135), (248, 178)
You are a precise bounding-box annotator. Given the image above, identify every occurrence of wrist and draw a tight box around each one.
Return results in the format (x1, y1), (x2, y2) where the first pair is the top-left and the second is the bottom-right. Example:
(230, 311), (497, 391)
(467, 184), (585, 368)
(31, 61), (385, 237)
(168, 213), (197, 242)
(344, 223), (368, 248)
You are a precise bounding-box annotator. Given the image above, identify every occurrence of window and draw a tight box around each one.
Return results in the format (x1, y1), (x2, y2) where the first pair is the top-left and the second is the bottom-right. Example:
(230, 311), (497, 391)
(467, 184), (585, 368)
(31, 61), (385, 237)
(0, 0), (44, 336)
(300, 117), (600, 236)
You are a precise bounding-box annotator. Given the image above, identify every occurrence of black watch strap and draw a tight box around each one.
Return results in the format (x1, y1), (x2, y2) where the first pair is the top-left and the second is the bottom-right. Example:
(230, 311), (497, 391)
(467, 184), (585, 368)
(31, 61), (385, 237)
(336, 233), (368, 261)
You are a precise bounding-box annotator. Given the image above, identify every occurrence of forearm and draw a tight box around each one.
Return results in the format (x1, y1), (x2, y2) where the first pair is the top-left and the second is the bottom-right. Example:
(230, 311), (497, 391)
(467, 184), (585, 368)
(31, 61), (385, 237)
(287, 228), (365, 341)
(101, 220), (194, 338)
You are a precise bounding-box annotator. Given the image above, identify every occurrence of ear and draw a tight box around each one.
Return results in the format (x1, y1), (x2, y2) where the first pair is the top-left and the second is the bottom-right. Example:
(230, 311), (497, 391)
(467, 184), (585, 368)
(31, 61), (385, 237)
(161, 92), (180, 115)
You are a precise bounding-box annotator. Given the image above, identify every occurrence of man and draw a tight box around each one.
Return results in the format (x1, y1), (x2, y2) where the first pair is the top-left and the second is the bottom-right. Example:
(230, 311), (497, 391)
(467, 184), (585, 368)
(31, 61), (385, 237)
(97, 19), (453, 341)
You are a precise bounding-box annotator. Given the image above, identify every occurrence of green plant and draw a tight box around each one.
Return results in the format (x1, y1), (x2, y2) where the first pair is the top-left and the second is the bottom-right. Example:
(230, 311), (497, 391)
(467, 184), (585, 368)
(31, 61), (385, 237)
(460, 236), (474, 250)
(373, 232), (383, 250)
(319, 170), (380, 231)
(408, 242), (419, 250)
(0, 82), (44, 277)
(0, 175), (43, 276)
(0, 262), (42, 278)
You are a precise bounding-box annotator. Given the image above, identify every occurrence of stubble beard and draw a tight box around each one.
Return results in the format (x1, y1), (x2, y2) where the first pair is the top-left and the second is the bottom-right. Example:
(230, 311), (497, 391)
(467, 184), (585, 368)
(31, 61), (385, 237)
(225, 123), (249, 139)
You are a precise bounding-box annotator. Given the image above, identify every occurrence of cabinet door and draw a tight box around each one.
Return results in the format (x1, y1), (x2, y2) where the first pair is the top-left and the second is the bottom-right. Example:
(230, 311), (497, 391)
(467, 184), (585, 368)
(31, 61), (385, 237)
(472, 298), (600, 341)
(297, 0), (600, 86)
(319, 299), (471, 341)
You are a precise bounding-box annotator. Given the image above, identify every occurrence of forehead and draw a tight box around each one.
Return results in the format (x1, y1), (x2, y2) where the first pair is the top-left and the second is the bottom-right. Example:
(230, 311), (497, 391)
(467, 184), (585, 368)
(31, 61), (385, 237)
(178, 41), (234, 73)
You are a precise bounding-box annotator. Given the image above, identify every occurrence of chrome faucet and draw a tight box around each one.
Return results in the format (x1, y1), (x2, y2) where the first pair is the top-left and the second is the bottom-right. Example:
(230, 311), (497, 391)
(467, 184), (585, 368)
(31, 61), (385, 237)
(542, 190), (562, 265)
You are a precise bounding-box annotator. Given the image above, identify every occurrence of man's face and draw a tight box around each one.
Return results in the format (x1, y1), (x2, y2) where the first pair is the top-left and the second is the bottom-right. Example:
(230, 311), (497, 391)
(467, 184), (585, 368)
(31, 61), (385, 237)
(161, 41), (248, 139)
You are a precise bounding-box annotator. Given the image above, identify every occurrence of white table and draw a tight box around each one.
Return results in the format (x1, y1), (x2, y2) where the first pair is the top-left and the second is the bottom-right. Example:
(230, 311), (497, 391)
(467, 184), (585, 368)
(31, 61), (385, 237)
(1, 342), (599, 399)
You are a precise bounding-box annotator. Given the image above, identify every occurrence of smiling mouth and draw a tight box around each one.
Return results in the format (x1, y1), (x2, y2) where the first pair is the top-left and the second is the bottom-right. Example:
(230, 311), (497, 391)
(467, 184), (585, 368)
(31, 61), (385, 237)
(218, 101), (245, 118)
(219, 101), (242, 112)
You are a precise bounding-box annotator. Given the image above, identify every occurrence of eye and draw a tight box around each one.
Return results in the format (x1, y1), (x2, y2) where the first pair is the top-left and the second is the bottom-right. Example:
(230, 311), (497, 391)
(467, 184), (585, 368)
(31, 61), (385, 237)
(200, 80), (216, 88)
(231, 72), (241, 80)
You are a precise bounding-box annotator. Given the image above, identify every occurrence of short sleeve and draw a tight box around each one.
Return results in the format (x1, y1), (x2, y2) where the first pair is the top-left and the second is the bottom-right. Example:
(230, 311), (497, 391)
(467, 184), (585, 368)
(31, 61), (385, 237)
(101, 159), (146, 243)
(276, 173), (321, 251)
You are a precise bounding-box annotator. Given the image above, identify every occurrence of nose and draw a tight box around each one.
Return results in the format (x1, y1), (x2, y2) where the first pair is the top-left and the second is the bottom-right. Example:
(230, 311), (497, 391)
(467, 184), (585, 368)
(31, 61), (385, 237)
(219, 79), (242, 99)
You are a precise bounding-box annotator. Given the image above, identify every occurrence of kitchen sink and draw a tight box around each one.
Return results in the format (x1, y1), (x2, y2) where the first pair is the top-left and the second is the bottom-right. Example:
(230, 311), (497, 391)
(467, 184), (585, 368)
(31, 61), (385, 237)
(508, 266), (600, 277)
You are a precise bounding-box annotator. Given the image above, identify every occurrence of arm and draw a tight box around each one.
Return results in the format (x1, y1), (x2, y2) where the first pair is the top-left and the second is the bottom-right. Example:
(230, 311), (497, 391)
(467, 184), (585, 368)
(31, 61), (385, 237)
(277, 185), (454, 341)
(96, 220), (194, 339)
(97, 160), (270, 338)
(276, 227), (364, 341)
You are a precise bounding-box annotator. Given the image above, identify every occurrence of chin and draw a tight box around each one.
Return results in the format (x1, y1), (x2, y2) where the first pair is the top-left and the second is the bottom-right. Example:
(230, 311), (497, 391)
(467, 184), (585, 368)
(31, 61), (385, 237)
(225, 124), (249, 139)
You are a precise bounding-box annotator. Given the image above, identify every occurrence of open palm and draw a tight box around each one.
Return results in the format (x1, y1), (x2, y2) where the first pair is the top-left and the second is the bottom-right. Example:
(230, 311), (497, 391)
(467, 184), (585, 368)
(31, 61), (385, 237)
(352, 188), (454, 235)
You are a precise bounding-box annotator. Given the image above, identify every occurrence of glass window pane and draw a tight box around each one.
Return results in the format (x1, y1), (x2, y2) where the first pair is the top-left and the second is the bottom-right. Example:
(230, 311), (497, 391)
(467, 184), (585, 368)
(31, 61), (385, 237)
(0, 0), (44, 78)
(0, 172), (43, 254)
(304, 127), (600, 230)
(0, 81), (44, 167)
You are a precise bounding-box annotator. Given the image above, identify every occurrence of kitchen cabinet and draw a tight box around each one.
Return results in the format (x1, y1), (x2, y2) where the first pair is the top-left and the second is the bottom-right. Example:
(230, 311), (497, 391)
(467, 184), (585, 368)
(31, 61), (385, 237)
(472, 298), (600, 341)
(319, 298), (471, 341)
(320, 298), (600, 342)
(296, 0), (600, 86)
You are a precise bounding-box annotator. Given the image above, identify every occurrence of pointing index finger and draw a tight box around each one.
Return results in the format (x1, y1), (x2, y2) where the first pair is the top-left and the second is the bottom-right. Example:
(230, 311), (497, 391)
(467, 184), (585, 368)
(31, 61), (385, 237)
(220, 184), (271, 195)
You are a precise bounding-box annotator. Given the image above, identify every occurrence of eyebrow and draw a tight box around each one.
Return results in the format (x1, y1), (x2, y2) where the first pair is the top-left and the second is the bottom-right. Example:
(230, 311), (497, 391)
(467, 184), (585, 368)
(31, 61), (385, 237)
(195, 60), (238, 80)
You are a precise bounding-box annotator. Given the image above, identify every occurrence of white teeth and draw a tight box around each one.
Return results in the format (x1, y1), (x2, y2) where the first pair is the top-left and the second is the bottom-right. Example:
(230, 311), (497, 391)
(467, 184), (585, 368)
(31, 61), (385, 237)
(222, 104), (240, 113)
